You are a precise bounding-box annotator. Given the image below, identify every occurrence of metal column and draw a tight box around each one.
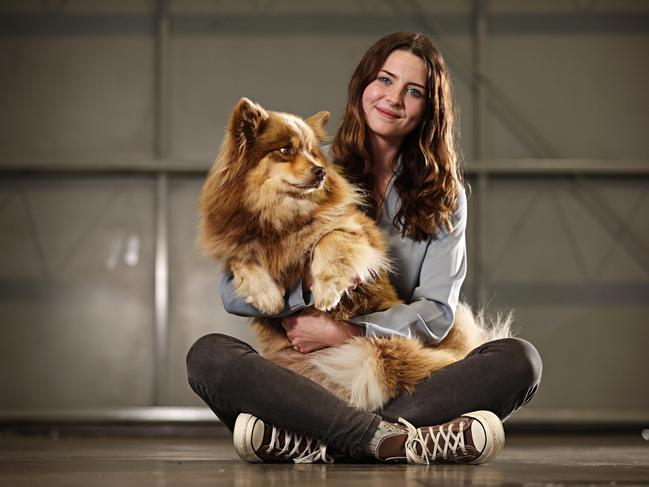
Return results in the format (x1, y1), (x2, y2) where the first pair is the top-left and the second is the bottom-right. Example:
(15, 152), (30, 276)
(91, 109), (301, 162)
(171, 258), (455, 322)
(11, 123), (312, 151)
(153, 0), (171, 406)
(472, 0), (489, 307)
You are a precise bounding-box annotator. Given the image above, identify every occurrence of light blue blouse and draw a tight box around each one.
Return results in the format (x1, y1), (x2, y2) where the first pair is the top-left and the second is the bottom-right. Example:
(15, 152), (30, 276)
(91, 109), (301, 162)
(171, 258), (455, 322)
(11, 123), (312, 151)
(219, 173), (467, 345)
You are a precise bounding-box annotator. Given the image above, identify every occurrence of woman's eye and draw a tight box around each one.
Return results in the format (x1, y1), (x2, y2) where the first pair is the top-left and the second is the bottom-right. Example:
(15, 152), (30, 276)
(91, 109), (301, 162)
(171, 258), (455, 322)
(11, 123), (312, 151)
(279, 146), (293, 155)
(378, 76), (391, 85)
(407, 87), (423, 98)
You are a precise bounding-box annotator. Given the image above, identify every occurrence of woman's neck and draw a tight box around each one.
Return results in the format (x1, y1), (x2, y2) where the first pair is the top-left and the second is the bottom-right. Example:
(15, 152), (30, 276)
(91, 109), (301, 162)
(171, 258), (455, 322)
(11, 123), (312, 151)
(368, 133), (401, 198)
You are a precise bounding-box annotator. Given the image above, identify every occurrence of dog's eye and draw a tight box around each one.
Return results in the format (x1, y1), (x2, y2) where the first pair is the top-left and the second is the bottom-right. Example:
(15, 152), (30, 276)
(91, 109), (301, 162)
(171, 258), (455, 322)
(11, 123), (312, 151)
(279, 145), (294, 156)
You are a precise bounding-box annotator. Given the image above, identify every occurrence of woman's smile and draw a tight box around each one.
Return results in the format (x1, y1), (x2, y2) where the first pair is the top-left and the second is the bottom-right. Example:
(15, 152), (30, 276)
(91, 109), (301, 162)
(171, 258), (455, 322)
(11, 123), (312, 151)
(375, 106), (401, 119)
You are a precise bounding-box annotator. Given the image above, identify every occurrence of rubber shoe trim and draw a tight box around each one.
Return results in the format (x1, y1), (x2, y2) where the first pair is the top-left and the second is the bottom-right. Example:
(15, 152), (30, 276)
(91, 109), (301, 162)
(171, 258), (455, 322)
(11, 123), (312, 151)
(463, 410), (505, 464)
(233, 413), (263, 463)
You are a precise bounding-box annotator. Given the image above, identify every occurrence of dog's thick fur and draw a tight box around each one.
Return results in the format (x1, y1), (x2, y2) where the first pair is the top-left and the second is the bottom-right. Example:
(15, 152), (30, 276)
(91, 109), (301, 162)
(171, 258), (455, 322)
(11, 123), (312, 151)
(200, 98), (510, 411)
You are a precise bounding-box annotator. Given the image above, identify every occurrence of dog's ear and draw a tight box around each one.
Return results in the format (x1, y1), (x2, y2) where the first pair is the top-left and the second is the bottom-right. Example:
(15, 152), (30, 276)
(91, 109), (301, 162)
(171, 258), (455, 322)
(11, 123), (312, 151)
(209, 98), (268, 185)
(230, 97), (269, 144)
(305, 111), (330, 140)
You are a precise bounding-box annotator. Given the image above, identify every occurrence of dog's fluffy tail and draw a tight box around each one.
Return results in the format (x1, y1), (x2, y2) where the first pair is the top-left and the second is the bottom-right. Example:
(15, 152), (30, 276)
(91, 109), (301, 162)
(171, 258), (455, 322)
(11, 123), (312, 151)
(308, 340), (389, 412)
(308, 336), (460, 412)
(456, 301), (513, 344)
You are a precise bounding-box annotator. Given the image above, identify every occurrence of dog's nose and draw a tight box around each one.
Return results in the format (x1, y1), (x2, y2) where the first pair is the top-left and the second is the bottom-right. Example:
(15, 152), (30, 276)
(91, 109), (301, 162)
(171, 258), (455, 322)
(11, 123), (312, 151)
(311, 166), (326, 178)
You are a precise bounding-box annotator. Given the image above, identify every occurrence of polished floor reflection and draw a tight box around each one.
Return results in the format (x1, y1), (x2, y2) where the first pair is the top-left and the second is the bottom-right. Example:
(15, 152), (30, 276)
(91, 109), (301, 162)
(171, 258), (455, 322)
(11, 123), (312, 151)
(1, 433), (648, 486)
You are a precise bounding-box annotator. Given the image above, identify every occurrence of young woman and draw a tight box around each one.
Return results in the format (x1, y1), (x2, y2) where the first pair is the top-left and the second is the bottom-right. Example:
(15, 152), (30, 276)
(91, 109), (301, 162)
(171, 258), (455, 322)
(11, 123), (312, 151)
(187, 32), (542, 464)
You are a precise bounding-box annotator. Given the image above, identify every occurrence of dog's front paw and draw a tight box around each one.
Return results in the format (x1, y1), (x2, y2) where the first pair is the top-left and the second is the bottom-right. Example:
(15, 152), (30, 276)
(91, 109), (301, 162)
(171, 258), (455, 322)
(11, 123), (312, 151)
(231, 261), (285, 315)
(311, 278), (346, 311)
(246, 286), (285, 315)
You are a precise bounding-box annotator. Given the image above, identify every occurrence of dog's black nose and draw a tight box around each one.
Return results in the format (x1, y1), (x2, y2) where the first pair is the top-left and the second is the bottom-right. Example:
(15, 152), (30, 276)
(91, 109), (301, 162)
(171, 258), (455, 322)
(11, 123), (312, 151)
(311, 166), (326, 178)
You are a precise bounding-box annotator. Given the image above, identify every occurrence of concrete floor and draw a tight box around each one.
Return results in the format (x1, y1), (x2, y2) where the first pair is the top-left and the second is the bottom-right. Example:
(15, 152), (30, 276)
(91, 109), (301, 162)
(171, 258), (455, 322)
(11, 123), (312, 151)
(1, 433), (648, 486)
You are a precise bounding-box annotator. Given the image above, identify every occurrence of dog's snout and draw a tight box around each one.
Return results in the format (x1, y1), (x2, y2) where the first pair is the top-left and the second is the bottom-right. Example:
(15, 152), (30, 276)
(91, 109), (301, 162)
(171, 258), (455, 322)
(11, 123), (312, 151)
(311, 166), (326, 179)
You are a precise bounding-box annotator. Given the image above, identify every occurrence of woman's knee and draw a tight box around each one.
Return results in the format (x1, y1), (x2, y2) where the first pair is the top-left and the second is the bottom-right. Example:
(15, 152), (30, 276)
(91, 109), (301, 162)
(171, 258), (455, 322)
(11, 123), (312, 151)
(186, 333), (253, 383)
(501, 337), (543, 389)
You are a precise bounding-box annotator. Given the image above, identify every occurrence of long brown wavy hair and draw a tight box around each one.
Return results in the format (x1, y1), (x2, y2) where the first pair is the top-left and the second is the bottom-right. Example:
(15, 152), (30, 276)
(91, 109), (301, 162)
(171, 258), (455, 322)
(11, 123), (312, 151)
(331, 32), (463, 241)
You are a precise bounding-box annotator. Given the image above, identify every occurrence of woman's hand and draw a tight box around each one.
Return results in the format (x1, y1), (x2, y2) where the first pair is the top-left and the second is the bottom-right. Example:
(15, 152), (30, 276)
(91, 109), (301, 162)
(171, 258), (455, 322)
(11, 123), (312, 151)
(281, 307), (363, 353)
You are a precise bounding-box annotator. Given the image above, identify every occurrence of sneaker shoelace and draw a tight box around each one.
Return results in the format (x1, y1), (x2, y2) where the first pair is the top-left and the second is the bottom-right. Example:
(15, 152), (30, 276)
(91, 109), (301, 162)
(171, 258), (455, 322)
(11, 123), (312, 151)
(266, 424), (333, 464)
(398, 417), (467, 464)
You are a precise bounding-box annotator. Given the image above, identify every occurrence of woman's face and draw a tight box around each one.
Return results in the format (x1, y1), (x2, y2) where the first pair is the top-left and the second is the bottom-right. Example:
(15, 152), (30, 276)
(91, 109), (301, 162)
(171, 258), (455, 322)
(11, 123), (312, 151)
(361, 49), (428, 147)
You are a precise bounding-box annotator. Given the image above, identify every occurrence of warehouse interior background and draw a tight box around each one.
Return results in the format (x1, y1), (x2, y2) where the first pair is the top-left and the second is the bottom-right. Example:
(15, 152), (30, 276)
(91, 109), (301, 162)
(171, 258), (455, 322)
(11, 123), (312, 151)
(0, 0), (648, 478)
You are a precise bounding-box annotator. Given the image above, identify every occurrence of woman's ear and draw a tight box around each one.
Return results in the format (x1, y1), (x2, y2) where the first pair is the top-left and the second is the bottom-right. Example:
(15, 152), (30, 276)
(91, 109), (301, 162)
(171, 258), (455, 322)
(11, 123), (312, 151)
(229, 97), (270, 144)
(305, 111), (330, 140)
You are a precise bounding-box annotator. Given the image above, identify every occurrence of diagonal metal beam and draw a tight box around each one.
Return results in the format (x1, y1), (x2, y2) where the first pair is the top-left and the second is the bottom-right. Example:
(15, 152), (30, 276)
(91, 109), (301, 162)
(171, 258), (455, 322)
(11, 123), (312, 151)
(56, 187), (121, 274)
(592, 184), (647, 279)
(569, 176), (649, 276)
(487, 186), (545, 272)
(0, 192), (16, 218)
(550, 188), (589, 279)
(20, 189), (50, 279)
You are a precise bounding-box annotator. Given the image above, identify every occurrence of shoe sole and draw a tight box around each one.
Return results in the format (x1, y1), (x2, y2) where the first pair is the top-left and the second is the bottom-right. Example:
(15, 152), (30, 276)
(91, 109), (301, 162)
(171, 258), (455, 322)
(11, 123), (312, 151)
(233, 413), (263, 463)
(464, 410), (505, 464)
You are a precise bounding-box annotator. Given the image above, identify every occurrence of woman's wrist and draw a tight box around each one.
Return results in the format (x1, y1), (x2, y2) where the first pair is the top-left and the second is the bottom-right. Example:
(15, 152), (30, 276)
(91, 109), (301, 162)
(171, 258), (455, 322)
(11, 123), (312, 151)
(342, 320), (364, 338)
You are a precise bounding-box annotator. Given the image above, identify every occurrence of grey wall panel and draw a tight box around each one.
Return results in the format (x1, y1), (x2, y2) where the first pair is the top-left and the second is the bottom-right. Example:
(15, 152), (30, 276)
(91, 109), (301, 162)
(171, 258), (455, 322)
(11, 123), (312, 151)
(487, 33), (649, 159)
(509, 303), (649, 410)
(0, 36), (154, 165)
(167, 13), (474, 161)
(169, 34), (365, 160)
(165, 176), (255, 406)
(485, 178), (647, 281)
(470, 176), (649, 411)
(0, 176), (156, 407)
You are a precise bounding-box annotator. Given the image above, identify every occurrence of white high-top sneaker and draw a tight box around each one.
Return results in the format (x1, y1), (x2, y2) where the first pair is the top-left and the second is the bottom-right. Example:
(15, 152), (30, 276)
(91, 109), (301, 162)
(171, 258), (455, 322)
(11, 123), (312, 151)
(373, 410), (505, 464)
(233, 413), (333, 464)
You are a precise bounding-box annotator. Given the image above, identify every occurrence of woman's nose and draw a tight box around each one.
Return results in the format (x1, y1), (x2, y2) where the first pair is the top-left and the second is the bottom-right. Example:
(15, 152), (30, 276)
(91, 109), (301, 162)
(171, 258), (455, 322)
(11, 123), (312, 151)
(385, 85), (403, 106)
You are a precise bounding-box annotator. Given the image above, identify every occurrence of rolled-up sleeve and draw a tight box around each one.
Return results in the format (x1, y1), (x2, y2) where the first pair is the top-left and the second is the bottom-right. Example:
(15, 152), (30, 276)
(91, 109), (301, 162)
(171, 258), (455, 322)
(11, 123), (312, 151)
(349, 190), (467, 345)
(220, 272), (314, 318)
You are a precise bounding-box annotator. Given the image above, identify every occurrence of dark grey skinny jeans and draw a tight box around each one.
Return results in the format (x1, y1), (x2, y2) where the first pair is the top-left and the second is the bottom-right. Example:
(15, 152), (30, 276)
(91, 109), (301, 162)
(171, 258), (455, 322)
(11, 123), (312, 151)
(186, 333), (542, 460)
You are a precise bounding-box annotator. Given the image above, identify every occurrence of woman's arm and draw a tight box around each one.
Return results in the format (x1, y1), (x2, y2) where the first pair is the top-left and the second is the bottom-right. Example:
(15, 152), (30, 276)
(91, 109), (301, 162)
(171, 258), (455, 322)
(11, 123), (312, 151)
(220, 272), (314, 318)
(349, 190), (468, 345)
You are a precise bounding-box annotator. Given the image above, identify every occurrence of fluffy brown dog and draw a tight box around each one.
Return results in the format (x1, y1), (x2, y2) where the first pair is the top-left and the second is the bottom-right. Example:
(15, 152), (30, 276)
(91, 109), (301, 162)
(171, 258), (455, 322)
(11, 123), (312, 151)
(200, 98), (509, 411)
